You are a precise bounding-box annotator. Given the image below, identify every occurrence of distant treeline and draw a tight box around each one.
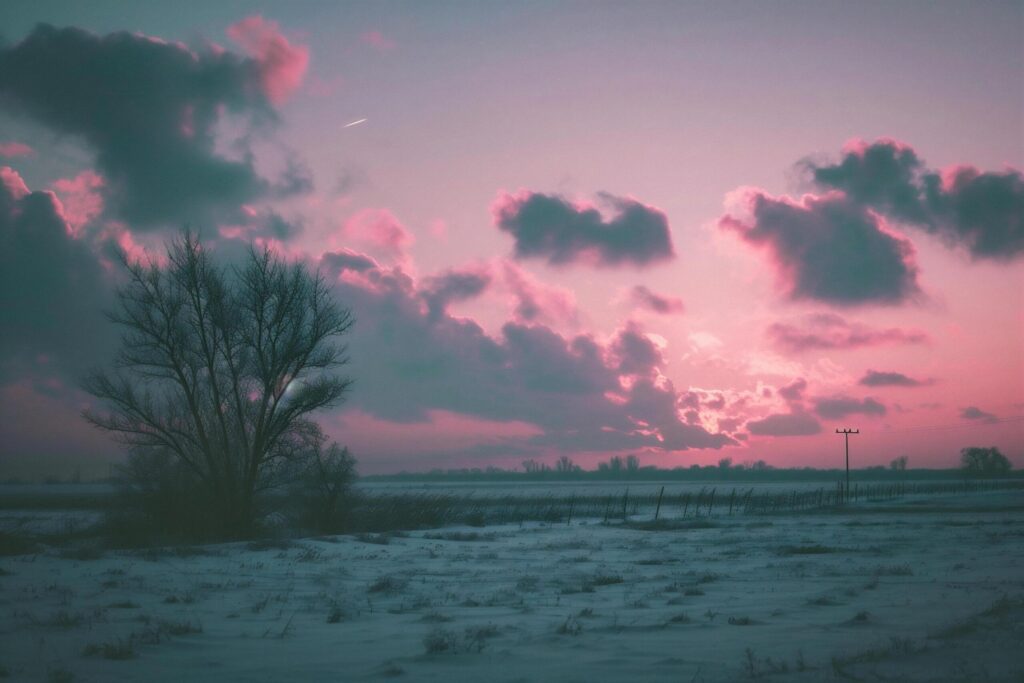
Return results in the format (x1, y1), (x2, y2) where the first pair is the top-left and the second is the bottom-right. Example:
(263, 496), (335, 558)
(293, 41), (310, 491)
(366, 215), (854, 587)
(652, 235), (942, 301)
(363, 462), (1022, 484)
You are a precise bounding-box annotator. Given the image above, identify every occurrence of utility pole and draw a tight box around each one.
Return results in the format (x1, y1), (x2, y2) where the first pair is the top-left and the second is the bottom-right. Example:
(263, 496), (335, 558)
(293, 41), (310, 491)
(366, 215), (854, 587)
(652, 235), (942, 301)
(836, 429), (859, 502)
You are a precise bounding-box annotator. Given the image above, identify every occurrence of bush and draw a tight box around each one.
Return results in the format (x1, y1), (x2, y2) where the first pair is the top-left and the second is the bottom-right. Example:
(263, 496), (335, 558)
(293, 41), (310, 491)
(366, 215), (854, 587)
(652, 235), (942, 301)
(285, 438), (358, 533)
(103, 448), (224, 545)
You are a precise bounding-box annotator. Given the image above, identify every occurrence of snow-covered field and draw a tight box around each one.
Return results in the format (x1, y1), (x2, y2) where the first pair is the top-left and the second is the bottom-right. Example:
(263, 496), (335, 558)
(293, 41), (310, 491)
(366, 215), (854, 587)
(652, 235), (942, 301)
(2, 491), (1022, 682)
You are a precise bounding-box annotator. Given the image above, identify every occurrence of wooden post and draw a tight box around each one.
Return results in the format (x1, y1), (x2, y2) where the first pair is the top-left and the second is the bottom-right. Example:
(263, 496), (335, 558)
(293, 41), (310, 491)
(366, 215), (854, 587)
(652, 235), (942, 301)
(708, 488), (716, 517)
(728, 489), (735, 516)
(622, 488), (629, 521)
(567, 493), (575, 526)
(654, 486), (665, 521)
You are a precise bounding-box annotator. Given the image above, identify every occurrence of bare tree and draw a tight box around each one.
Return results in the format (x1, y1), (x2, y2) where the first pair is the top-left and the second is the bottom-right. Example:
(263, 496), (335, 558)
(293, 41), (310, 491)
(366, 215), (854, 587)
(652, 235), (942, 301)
(555, 456), (577, 473)
(83, 233), (353, 537)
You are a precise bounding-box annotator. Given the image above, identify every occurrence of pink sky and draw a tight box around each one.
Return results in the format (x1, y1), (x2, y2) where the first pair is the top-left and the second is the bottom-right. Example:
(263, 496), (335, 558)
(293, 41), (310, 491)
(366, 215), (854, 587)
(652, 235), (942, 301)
(0, 2), (1021, 477)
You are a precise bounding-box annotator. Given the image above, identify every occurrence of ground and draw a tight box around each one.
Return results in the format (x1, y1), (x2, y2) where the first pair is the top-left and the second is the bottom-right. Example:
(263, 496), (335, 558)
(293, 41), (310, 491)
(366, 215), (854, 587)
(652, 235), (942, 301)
(1, 491), (1022, 682)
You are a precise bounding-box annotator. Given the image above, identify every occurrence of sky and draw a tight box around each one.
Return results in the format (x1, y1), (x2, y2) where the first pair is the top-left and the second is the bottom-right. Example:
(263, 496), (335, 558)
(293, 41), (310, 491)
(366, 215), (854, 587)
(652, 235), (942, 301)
(0, 0), (1021, 478)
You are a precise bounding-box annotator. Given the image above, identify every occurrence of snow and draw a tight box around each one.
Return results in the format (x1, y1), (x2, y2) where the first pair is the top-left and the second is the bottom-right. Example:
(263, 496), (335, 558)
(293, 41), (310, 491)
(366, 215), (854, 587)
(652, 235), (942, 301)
(1, 491), (1022, 681)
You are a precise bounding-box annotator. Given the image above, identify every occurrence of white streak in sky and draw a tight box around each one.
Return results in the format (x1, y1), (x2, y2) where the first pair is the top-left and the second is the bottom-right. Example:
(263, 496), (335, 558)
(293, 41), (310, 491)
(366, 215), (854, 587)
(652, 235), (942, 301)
(343, 118), (368, 128)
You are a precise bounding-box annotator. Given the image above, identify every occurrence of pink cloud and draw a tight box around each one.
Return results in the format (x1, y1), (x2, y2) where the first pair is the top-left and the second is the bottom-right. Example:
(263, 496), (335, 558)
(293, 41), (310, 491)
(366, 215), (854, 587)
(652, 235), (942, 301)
(0, 142), (33, 158)
(501, 260), (579, 326)
(227, 16), (309, 104)
(0, 166), (30, 199)
(338, 208), (414, 264)
(359, 30), (396, 52)
(50, 171), (104, 237)
(767, 313), (929, 353)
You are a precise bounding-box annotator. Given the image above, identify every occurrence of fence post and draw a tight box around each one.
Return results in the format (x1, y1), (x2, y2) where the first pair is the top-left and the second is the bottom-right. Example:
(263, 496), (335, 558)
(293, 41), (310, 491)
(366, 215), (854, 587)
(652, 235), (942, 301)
(567, 493), (575, 526)
(708, 488), (716, 517)
(654, 486), (665, 521)
(622, 488), (629, 521)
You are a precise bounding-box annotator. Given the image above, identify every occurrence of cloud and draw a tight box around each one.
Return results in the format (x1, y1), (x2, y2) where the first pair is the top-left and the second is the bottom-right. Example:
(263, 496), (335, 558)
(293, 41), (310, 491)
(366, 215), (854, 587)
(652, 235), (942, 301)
(220, 207), (302, 241)
(746, 411), (822, 437)
(629, 285), (684, 314)
(610, 322), (664, 377)
(226, 15), (310, 105)
(501, 261), (578, 326)
(859, 370), (931, 387)
(339, 208), (414, 264)
(421, 265), (492, 319)
(720, 189), (921, 306)
(0, 167), (114, 383)
(321, 248), (379, 274)
(960, 406), (998, 423)
(922, 165), (1024, 260)
(767, 313), (929, 353)
(318, 251), (733, 455)
(778, 378), (807, 403)
(0, 142), (33, 157)
(272, 155), (315, 197)
(493, 190), (674, 267)
(807, 139), (929, 224)
(813, 395), (887, 419)
(359, 30), (396, 52)
(50, 170), (104, 236)
(808, 139), (1024, 260)
(0, 22), (306, 228)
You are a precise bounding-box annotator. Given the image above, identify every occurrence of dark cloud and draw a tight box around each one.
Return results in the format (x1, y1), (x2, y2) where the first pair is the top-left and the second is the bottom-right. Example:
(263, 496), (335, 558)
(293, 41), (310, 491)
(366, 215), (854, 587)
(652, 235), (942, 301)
(807, 139), (929, 224)
(493, 190), (674, 267)
(420, 265), (492, 319)
(320, 252), (733, 453)
(859, 370), (930, 387)
(230, 209), (302, 241)
(272, 156), (314, 197)
(610, 323), (663, 376)
(321, 248), (379, 274)
(629, 285), (684, 314)
(813, 395), (886, 419)
(778, 378), (807, 402)
(961, 406), (998, 423)
(767, 313), (928, 353)
(720, 190), (921, 306)
(0, 23), (305, 228)
(746, 411), (822, 437)
(808, 140), (1024, 260)
(922, 166), (1024, 260)
(0, 167), (114, 382)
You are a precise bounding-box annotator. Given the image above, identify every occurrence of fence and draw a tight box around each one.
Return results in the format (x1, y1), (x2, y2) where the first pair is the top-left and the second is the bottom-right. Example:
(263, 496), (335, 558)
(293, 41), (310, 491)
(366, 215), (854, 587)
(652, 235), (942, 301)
(342, 478), (1024, 531)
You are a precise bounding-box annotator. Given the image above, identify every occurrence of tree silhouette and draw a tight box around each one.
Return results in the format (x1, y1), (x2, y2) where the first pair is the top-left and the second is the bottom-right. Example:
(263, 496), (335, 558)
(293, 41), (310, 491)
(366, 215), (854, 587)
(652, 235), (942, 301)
(83, 233), (353, 537)
(959, 447), (1011, 477)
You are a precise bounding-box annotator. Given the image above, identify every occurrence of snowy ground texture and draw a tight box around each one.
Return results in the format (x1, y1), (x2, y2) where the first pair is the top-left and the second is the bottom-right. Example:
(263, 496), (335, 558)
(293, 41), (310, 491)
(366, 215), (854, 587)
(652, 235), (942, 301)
(2, 491), (1023, 682)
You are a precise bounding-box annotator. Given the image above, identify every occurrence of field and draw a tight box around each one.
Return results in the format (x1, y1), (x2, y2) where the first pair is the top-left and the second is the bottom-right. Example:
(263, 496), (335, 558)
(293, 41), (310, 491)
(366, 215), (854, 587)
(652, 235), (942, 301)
(1, 486), (1023, 681)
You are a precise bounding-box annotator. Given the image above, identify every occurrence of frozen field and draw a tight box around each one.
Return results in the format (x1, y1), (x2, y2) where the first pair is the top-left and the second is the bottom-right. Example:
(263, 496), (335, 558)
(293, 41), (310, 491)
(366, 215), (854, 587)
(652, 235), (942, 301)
(1, 491), (1022, 682)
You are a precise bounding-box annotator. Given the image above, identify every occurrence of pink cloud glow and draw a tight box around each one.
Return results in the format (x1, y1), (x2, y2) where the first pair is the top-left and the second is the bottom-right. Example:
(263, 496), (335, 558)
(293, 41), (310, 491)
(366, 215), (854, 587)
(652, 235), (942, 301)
(501, 260), (579, 326)
(0, 142), (33, 157)
(227, 16), (309, 104)
(338, 208), (415, 264)
(50, 171), (104, 237)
